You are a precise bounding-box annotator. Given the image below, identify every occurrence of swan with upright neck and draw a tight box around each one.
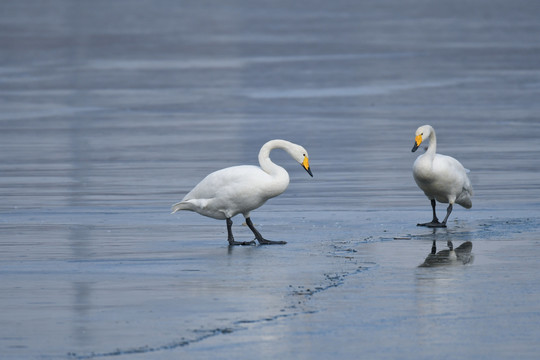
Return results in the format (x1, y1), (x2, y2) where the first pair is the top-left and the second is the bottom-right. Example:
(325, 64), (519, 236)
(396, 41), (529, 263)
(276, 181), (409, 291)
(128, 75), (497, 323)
(412, 125), (473, 227)
(172, 139), (313, 245)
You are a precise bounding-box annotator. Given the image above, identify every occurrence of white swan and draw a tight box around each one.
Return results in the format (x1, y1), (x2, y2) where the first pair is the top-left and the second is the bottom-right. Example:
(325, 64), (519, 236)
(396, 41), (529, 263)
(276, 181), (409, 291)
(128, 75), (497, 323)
(412, 125), (473, 227)
(172, 139), (313, 245)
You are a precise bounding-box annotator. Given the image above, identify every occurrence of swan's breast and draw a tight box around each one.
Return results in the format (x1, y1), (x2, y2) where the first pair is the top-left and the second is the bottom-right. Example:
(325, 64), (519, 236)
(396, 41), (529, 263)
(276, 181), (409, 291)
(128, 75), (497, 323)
(413, 155), (435, 184)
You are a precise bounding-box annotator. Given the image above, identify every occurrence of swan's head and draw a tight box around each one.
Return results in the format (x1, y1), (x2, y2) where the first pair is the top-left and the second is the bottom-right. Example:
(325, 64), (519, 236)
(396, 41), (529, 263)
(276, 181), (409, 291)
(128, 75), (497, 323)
(412, 125), (433, 152)
(292, 144), (313, 177)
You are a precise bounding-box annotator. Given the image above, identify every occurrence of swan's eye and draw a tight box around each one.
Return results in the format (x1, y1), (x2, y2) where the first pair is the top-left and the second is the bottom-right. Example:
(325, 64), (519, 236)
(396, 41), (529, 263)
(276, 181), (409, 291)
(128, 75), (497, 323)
(303, 154), (306, 156)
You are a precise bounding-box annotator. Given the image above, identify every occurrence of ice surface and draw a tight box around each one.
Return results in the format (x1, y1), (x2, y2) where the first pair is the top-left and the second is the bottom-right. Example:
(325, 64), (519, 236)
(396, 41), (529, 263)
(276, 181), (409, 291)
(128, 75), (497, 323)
(1, 0), (540, 359)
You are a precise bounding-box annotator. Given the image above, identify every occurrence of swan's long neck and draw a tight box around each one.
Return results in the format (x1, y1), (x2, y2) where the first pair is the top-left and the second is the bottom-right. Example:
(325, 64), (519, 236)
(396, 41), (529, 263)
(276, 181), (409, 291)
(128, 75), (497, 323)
(258, 139), (294, 176)
(425, 127), (437, 158)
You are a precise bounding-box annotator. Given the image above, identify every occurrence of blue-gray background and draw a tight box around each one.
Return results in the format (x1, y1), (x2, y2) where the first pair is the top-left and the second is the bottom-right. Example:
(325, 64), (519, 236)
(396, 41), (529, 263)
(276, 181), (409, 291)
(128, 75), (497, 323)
(1, 1), (540, 359)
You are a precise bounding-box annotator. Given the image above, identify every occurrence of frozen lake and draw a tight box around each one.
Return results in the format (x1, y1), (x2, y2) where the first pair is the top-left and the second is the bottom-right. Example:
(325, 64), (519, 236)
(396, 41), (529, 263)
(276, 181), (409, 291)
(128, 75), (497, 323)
(1, 0), (540, 359)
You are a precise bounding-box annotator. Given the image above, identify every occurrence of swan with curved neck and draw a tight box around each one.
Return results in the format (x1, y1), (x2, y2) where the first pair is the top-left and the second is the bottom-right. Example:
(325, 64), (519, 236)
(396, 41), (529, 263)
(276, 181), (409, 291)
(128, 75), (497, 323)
(412, 125), (473, 228)
(172, 139), (313, 245)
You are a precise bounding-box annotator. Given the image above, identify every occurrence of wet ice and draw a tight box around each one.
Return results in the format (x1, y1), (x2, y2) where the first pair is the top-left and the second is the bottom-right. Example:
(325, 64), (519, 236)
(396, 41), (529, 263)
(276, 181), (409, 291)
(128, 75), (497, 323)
(1, 0), (540, 359)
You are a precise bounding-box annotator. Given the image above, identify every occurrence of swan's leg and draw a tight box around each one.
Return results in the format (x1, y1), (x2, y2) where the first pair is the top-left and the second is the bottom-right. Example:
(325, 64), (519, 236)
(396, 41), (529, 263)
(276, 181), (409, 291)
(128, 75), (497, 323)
(417, 199), (445, 227)
(431, 240), (437, 254)
(227, 218), (255, 246)
(441, 204), (453, 226)
(245, 217), (287, 245)
(431, 199), (439, 222)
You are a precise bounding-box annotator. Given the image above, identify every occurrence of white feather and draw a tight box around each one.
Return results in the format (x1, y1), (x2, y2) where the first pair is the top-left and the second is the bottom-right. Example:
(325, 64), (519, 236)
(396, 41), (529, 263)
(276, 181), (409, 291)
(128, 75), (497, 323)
(172, 139), (311, 220)
(413, 125), (473, 209)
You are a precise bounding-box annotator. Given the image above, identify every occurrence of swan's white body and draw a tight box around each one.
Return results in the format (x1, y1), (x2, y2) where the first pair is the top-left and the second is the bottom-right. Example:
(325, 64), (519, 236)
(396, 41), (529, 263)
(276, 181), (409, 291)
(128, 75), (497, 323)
(172, 139), (312, 245)
(412, 125), (472, 226)
(172, 164), (289, 220)
(413, 154), (472, 208)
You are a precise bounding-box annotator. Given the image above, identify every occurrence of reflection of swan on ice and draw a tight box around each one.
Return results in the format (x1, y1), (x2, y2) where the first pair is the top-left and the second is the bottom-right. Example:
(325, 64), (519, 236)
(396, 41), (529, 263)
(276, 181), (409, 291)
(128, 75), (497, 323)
(419, 240), (474, 267)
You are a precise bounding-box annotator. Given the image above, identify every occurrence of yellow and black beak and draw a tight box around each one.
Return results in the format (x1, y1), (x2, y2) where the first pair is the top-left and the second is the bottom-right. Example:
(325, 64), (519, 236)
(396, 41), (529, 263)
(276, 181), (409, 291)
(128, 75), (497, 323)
(412, 135), (422, 152)
(302, 156), (313, 177)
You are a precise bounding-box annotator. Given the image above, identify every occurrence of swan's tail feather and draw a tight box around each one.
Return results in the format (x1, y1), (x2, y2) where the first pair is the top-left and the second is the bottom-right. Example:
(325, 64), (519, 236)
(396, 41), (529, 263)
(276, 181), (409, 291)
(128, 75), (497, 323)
(457, 188), (473, 209)
(458, 197), (472, 209)
(171, 201), (191, 214)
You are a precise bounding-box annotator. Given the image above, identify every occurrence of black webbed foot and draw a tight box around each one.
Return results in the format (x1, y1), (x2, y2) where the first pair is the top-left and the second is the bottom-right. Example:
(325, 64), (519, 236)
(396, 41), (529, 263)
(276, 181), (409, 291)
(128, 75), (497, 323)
(417, 220), (446, 228)
(245, 217), (287, 245)
(228, 240), (256, 246)
(257, 238), (287, 245)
